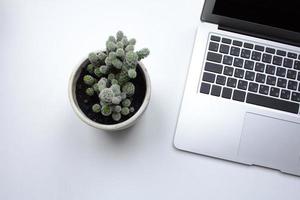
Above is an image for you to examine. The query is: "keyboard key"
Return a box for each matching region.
[277,50,286,56]
[283,58,293,68]
[280,89,290,100]
[246,93,299,114]
[251,51,262,61]
[255,45,264,51]
[224,66,234,76]
[205,62,223,74]
[276,67,286,77]
[230,46,240,56]
[207,52,222,63]
[277,78,287,88]
[256,73,266,83]
[255,62,265,72]
[294,60,300,70]
[266,65,276,75]
[233,40,243,47]
[262,53,272,63]
[266,75,276,85]
[273,56,283,66]
[249,82,259,92]
[259,85,269,95]
[244,42,254,49]
[287,69,297,79]
[266,47,275,54]
[223,55,233,65]
[234,68,244,78]
[233,90,246,102]
[270,87,280,97]
[244,60,255,70]
[200,82,211,94]
[241,49,251,59]
[288,80,298,90]
[219,44,230,54]
[209,42,219,52]
[202,72,215,83]
[237,80,248,90]
[298,72,300,81]
[233,58,244,68]
[211,85,222,97]
[222,87,232,99]
[222,38,232,44]
[245,71,255,81]
[291,92,300,102]
[211,35,221,42]
[216,75,226,85]
[227,77,237,88]
[288,52,297,59]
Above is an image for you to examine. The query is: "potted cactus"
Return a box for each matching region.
[69,31,150,131]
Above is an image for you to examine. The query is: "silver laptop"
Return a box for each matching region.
[174,0,300,176]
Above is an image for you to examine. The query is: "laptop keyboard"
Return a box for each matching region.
[199,34,300,114]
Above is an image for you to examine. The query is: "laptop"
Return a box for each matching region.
[174,0,300,176]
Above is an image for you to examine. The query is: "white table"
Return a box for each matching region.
[1,0,300,199]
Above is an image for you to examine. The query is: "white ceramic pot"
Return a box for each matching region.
[68,59,151,131]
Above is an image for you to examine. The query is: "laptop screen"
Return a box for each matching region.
[212,0,300,33]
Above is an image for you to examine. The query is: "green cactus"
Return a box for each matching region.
[106,41,117,52]
[128,38,136,45]
[108,36,116,43]
[111,79,118,85]
[128,69,137,78]
[94,67,102,77]
[93,83,100,94]
[82,31,149,121]
[85,87,95,96]
[125,45,134,52]
[122,82,135,96]
[121,36,129,46]
[99,65,109,74]
[116,70,130,86]
[83,75,95,86]
[111,58,123,69]
[112,112,121,121]
[116,41,124,49]
[88,52,102,67]
[121,107,130,115]
[99,88,114,103]
[116,48,125,58]
[112,96,122,104]
[87,64,95,74]
[114,105,122,113]
[97,51,107,61]
[92,104,101,113]
[101,104,112,116]
[122,99,131,107]
[129,107,135,113]
[137,48,150,60]
[116,31,124,41]
[125,51,138,66]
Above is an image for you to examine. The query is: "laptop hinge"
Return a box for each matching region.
[218,24,300,47]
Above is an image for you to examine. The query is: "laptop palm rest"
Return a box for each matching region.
[238,112,300,175]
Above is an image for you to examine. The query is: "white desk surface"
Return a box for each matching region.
[1,0,300,199]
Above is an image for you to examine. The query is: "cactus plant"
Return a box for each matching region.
[81,31,150,122]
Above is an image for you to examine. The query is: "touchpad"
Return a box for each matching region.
[238,113,300,174]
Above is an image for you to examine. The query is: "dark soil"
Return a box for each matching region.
[75,59,146,125]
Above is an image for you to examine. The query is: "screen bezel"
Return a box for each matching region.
[201,0,300,46]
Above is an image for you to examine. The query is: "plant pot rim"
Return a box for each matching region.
[68,58,151,131]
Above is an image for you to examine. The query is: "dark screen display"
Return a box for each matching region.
[213,0,300,33]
